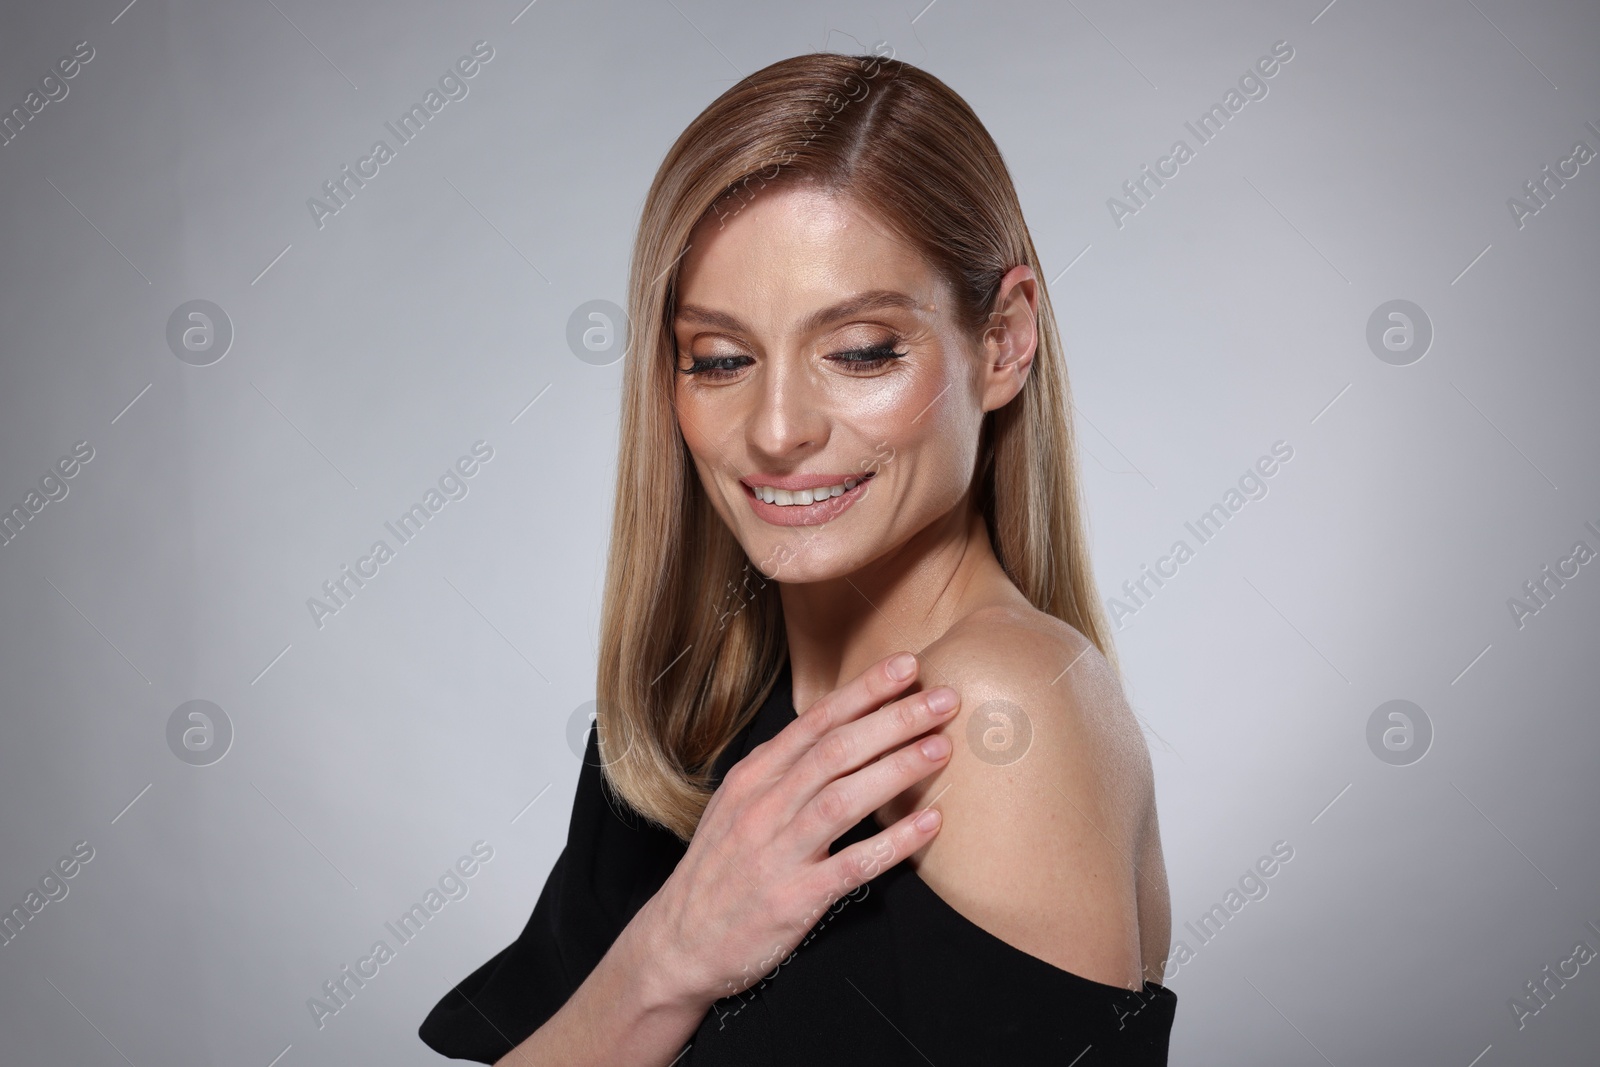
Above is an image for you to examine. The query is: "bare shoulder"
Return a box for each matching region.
[903,605,1161,989]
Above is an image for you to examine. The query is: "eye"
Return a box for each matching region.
[827,342,907,372]
[677,354,752,381]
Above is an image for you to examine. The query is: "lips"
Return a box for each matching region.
[741,470,876,527]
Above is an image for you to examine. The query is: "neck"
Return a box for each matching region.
[777,494,1025,713]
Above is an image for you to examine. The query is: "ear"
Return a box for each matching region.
[977,264,1039,413]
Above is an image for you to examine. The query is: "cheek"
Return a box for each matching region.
[673,384,724,460]
[673,388,741,511]
[843,356,971,462]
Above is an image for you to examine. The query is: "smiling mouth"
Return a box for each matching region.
[745,470,876,506]
[740,469,877,526]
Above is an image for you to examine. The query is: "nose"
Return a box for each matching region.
[746,355,828,460]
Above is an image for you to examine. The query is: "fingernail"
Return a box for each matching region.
[926,688,958,714]
[914,808,941,831]
[920,734,950,760]
[888,653,916,680]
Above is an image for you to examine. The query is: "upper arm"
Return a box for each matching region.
[1135,796,1172,985]
[906,616,1156,990]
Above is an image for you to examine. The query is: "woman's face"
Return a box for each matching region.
[671,182,1035,583]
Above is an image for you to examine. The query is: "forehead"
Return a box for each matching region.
[676,184,940,329]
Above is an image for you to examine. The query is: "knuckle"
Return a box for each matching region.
[728,792,776,839]
[892,698,921,733]
[720,760,752,794]
[813,783,851,825]
[856,837,898,880]
[798,699,832,738]
[823,850,863,893]
[814,730,851,772]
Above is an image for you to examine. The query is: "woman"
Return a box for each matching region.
[420,47,1176,1064]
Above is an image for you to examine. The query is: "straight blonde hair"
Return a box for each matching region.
[595,47,1118,842]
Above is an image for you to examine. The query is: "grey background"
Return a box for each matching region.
[1,0,1596,1064]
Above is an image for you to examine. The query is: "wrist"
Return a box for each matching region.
[614,896,709,1019]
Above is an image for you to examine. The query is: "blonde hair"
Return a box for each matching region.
[595,48,1118,841]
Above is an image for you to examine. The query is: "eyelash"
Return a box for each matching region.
[677,342,907,381]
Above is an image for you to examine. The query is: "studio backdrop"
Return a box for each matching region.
[0,0,1596,1064]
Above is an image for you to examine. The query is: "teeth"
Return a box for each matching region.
[756,475,866,506]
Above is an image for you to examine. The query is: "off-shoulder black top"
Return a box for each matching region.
[419,659,1177,1064]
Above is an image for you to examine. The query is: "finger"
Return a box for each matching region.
[774,684,959,821]
[790,728,952,848]
[818,804,944,898]
[754,651,922,777]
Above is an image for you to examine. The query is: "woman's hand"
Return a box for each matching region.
[633,650,959,1011]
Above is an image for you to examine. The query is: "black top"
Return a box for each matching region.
[419,660,1177,1064]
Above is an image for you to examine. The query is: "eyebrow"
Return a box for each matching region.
[674,289,921,338]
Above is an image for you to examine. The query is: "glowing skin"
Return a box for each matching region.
[673,187,980,562]
[672,183,1040,707]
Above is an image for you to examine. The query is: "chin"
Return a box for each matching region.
[742,537,867,584]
